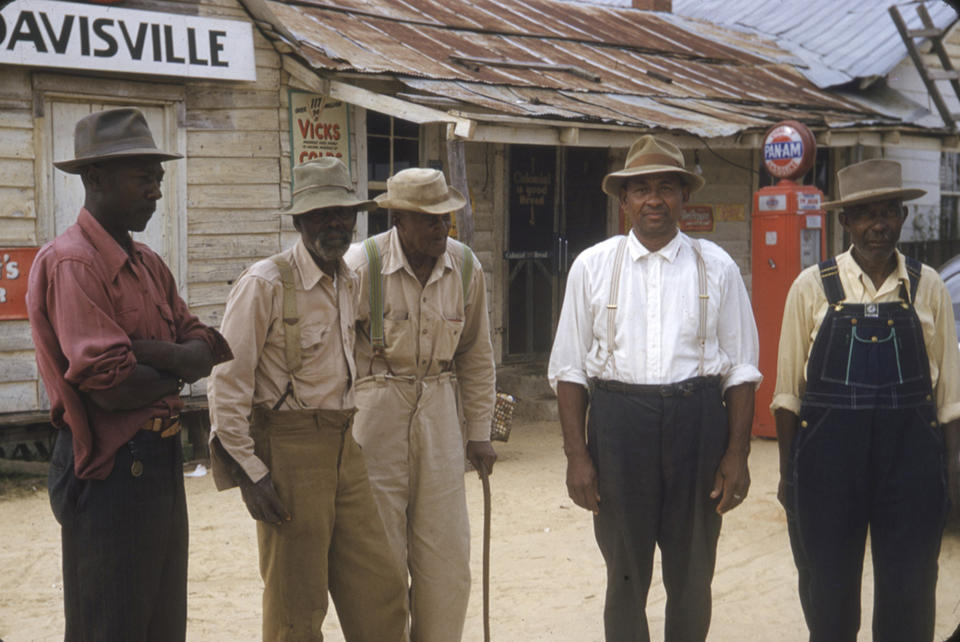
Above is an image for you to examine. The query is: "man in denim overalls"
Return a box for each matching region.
[773,159,960,641]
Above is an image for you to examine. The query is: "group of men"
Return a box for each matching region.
[29,108,495,642]
[27,106,960,642]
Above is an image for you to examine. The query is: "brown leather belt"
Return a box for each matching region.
[140,416,182,438]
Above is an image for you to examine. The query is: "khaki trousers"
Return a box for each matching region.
[352,374,471,642]
[252,408,408,641]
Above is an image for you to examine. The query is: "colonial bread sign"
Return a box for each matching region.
[0,0,256,81]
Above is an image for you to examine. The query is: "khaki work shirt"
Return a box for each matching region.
[208,239,358,487]
[344,228,496,442]
[772,248,960,424]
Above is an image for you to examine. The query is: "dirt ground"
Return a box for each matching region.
[1,421,959,641]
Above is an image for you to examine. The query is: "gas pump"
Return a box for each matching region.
[751,121,826,437]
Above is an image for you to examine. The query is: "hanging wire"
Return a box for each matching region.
[696,135,762,178]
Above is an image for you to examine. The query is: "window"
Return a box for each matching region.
[940,151,960,240]
[366,112,419,234]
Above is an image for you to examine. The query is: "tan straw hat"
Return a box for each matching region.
[54,108,182,174]
[821,159,925,209]
[375,167,466,214]
[281,158,376,215]
[602,135,705,197]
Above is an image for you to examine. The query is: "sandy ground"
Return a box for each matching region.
[1,421,959,641]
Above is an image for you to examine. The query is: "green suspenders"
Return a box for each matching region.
[363,235,474,356]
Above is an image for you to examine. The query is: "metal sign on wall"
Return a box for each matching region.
[288,90,351,169]
[0,248,38,321]
[0,0,256,81]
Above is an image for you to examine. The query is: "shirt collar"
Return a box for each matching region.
[292,238,345,289]
[840,246,909,299]
[77,208,134,279]
[627,228,683,263]
[382,226,453,279]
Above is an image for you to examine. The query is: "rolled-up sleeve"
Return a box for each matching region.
[48,259,136,391]
[455,259,497,442]
[208,273,275,489]
[717,261,762,392]
[548,256,594,392]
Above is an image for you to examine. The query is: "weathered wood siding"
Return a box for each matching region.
[0,0,286,412]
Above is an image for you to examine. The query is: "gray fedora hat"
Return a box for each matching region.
[281,158,376,215]
[54,108,182,174]
[602,135,705,197]
[375,167,466,214]
[822,159,926,209]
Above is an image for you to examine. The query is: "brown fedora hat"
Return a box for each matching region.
[54,108,182,174]
[280,158,376,215]
[375,168,466,214]
[602,135,705,197]
[822,159,925,209]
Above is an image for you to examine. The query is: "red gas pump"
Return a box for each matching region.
[751,121,826,437]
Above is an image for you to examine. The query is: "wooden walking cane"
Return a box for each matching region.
[480,466,491,642]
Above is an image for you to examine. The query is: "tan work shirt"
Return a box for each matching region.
[208,239,358,487]
[772,248,960,424]
[344,228,496,442]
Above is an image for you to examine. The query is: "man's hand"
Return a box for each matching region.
[710,450,750,514]
[566,449,600,515]
[239,473,290,524]
[466,440,497,477]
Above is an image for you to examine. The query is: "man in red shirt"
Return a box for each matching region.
[27,108,232,641]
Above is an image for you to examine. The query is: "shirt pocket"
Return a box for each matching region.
[383,312,415,366]
[300,323,331,359]
[115,307,142,337]
[433,317,464,367]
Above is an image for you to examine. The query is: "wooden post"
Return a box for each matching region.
[446,139,475,247]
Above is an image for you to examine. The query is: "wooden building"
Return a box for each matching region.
[1,0,956,437]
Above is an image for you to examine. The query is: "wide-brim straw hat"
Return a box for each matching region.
[281,158,376,215]
[602,135,705,197]
[54,108,182,174]
[821,159,925,209]
[375,167,466,214]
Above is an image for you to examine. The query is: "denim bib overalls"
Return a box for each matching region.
[787,256,948,642]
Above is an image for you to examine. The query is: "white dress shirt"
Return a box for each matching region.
[548,230,762,393]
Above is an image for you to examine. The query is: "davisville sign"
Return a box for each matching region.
[0,0,256,81]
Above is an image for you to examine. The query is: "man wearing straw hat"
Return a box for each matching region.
[344,167,497,641]
[207,158,407,640]
[773,158,960,641]
[27,107,233,640]
[548,135,761,641]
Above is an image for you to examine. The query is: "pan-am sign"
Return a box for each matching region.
[0,0,255,81]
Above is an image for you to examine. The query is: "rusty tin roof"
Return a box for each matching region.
[260,0,905,137]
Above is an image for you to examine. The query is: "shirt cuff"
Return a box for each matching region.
[938,401,960,425]
[548,369,589,393]
[770,393,802,416]
[721,364,762,394]
[465,419,493,442]
[183,327,234,366]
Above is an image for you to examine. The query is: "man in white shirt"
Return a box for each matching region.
[548,135,761,642]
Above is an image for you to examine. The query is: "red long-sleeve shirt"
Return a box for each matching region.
[27,209,232,479]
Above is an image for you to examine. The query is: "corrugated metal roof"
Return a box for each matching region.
[260,0,908,137]
[670,0,958,88]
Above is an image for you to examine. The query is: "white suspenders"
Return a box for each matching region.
[603,235,709,377]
